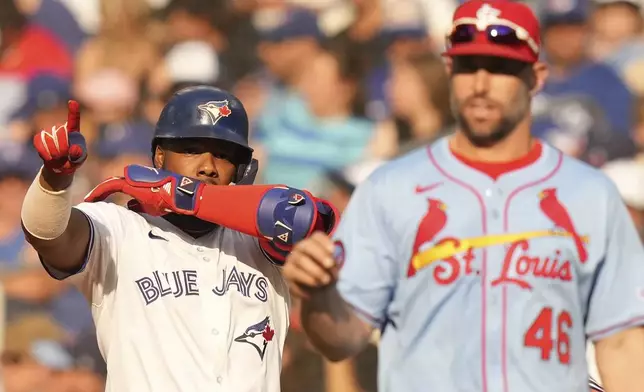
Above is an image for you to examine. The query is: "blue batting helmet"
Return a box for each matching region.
[154,86,253,154]
[153,86,258,184]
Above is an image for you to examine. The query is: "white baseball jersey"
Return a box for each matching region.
[47,201,290,392]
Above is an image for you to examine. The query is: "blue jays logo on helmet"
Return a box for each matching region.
[234,316,275,360]
[197,100,232,126]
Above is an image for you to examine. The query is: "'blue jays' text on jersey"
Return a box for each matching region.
[333,136,644,392]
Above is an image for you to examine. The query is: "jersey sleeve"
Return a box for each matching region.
[585,187,644,341]
[41,202,124,306]
[334,173,397,327]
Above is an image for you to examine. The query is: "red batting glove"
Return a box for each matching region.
[33,100,87,175]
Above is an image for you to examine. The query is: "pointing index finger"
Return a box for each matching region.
[67,100,81,133]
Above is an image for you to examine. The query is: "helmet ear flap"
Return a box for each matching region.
[235,158,259,185]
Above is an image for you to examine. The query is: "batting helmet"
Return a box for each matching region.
[153,86,258,184]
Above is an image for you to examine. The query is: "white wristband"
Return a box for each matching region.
[21,168,73,240]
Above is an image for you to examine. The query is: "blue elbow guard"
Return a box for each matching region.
[256,186,339,263]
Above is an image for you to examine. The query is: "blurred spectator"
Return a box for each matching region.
[255,7,323,91]
[214,0,262,84]
[589,0,644,61]
[254,34,374,189]
[78,69,143,127]
[4,316,66,368]
[16,0,87,55]
[65,328,106,379]
[381,0,431,59]
[602,158,644,238]
[0,142,93,344]
[0,0,73,79]
[92,121,155,204]
[243,7,323,125]
[74,0,158,120]
[7,73,72,144]
[0,77,26,141]
[537,0,634,136]
[163,41,219,86]
[145,40,221,123]
[3,316,105,392]
[601,2,644,95]
[363,0,431,121]
[162,0,232,62]
[2,347,53,392]
[0,143,40,271]
[532,94,637,167]
[371,51,454,159]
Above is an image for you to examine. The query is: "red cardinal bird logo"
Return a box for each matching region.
[538,188,588,263]
[408,199,448,277]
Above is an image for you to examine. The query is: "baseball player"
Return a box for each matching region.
[282,1,644,392]
[20,86,338,392]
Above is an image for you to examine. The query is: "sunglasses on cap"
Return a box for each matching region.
[446,19,539,55]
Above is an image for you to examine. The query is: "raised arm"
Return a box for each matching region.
[21,100,91,275]
[84,165,339,266]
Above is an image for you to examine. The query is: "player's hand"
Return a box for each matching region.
[84,165,205,216]
[33,100,87,175]
[282,232,339,300]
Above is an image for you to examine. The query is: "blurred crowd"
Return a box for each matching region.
[2,0,644,390]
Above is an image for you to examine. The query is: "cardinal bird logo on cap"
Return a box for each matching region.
[476,3,501,28]
[197,100,232,125]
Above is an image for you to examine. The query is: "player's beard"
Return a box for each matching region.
[450,85,530,147]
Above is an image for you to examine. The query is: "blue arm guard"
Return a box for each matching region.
[256,187,338,266]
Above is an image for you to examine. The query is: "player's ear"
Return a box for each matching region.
[154,145,165,169]
[530,62,548,96]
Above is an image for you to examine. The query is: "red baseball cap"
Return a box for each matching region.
[443,0,541,63]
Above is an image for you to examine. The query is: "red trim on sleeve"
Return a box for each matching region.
[587,315,644,340]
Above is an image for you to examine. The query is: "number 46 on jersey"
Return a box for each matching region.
[524,307,573,364]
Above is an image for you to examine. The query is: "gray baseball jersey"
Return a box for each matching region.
[333,136,644,391]
[43,202,290,392]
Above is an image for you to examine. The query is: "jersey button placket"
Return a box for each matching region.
[208,251,231,381]
[484,186,505,388]
[196,245,212,262]
[485,188,502,222]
